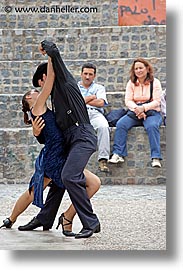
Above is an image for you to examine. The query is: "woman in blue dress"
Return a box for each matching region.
[1,57,100,234]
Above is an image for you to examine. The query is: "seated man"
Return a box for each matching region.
[78,63,110,172]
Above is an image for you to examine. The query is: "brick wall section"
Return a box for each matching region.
[0,0,166,184]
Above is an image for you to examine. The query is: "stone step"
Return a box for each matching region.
[0,57,166,95]
[0,126,166,185]
[0,91,166,128]
[87,126,166,185]
[1,93,125,128]
[0,26,165,62]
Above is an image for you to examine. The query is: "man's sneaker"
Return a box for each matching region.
[98,159,109,172]
[151,158,161,168]
[108,154,124,164]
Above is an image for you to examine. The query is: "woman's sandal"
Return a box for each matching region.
[0,218,14,229]
[56,213,75,237]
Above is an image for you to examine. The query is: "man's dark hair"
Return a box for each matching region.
[81,63,96,74]
[32,62,48,87]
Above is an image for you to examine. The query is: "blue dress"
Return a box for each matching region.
[29,108,66,208]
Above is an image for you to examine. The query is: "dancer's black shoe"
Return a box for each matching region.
[75,223,101,239]
[18,217,49,231]
[56,213,75,237]
[0,218,14,229]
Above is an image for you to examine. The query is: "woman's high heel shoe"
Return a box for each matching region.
[56,213,75,237]
[0,218,14,229]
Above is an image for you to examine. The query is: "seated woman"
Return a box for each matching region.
[0,57,100,236]
[108,57,163,168]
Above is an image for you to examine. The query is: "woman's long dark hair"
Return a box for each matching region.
[129,58,154,85]
[22,89,39,125]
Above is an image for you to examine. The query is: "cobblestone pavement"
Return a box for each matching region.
[0,184,166,250]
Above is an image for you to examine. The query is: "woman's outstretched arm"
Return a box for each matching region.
[33,56,55,114]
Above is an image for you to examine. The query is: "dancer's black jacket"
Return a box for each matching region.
[41,40,90,131]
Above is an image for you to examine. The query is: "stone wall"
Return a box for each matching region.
[0,0,166,184]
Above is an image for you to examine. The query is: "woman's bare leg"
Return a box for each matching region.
[62,169,101,230]
[9,177,51,223]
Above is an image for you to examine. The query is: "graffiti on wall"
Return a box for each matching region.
[118,0,166,26]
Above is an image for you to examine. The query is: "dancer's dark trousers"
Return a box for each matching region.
[37,124,99,230]
[61,124,99,230]
[37,183,65,229]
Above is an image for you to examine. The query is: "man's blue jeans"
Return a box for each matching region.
[112,111,163,159]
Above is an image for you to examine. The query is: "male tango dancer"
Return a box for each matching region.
[21,40,100,239]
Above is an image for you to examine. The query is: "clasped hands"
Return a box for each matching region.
[38,43,47,55]
[134,105,146,120]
